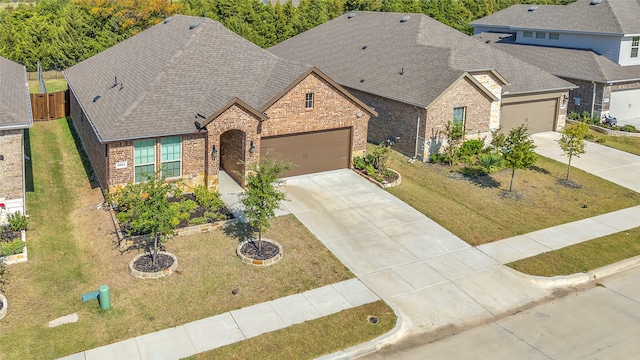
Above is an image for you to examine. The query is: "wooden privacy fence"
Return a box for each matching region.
[30,90,70,121]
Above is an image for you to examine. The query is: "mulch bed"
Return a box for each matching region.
[132,253,174,273]
[239,241,280,261]
[354,169,399,184]
[0,227,20,243]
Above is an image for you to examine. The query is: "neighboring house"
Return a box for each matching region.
[0,56,33,224]
[471,0,640,125]
[63,15,375,193]
[269,11,574,160]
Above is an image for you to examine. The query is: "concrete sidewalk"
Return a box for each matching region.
[60,279,379,360]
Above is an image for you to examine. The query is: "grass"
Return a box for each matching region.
[188,300,395,360]
[27,79,68,94]
[384,146,640,246]
[586,128,640,156]
[507,227,640,276]
[0,119,368,359]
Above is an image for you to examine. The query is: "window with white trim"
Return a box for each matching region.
[305,93,314,109]
[453,107,466,127]
[523,31,532,38]
[134,139,155,182]
[536,32,546,39]
[632,37,639,58]
[161,136,181,178]
[549,33,560,40]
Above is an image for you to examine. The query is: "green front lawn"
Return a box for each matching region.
[0,119,392,359]
[586,129,640,156]
[385,146,640,246]
[507,227,640,276]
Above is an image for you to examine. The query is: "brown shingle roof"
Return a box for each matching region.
[0,56,32,129]
[63,15,312,142]
[268,11,573,107]
[470,0,640,35]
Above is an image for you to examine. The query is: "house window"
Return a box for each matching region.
[453,107,466,127]
[305,93,314,109]
[134,139,155,182]
[549,33,560,40]
[632,37,639,58]
[161,136,181,178]
[523,31,532,38]
[536,32,546,39]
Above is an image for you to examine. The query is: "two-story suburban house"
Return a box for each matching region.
[63,15,375,194]
[0,56,33,224]
[270,11,574,160]
[471,0,640,126]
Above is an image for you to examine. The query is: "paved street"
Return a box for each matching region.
[361,264,640,360]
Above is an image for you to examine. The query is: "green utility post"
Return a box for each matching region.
[98,285,111,310]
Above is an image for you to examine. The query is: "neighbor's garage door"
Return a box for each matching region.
[609,88,640,122]
[501,98,557,134]
[260,128,351,177]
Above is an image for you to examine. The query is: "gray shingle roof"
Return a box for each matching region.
[470,0,640,35]
[0,56,32,129]
[63,15,312,142]
[475,32,640,83]
[268,11,573,108]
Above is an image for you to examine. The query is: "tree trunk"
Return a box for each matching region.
[509,169,515,192]
[258,230,262,253]
[567,155,572,180]
[153,233,158,266]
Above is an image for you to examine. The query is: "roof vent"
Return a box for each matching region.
[590,0,601,5]
[189,21,200,30]
[362,45,367,50]
[347,12,356,19]
[163,16,173,24]
[528,6,538,12]
[360,79,365,83]
[400,15,411,23]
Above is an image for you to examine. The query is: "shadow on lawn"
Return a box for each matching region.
[222,221,253,243]
[65,117,100,189]
[24,128,34,192]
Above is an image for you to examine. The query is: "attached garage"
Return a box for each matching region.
[609,88,640,123]
[501,94,559,134]
[260,128,352,177]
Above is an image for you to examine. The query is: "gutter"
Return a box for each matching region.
[504,86,578,96]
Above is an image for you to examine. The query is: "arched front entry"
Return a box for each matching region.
[219,129,246,186]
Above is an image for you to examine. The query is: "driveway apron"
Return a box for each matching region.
[281,170,555,336]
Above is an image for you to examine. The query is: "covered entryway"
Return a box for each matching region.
[260,128,351,177]
[220,129,245,185]
[610,88,640,125]
[501,96,558,134]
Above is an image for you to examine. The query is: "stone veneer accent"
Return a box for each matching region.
[0,129,26,223]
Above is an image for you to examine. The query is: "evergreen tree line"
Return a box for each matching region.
[0,0,574,71]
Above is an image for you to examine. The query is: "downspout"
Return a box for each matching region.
[204,130,209,189]
[21,132,27,216]
[591,81,597,118]
[413,106,421,159]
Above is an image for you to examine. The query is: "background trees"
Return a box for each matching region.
[0,0,575,71]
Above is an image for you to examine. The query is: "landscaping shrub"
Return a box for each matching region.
[171,199,198,223]
[0,238,24,257]
[583,133,595,141]
[7,212,27,232]
[477,153,503,174]
[429,153,447,164]
[621,125,638,133]
[596,138,606,143]
[458,166,487,177]
[355,144,393,182]
[353,156,366,170]
[457,139,484,163]
[193,185,224,211]
[187,217,208,225]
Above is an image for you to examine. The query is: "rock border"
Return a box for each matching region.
[236,239,283,266]
[1,230,27,265]
[129,251,178,279]
[354,168,402,189]
[0,293,7,321]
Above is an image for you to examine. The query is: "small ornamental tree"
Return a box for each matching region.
[443,120,465,165]
[501,125,537,192]
[241,158,292,254]
[557,122,589,181]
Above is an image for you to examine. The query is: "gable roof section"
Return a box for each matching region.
[64,15,314,142]
[269,11,573,107]
[0,56,32,129]
[476,32,640,83]
[470,0,640,35]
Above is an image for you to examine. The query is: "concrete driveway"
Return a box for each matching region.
[280,170,557,341]
[532,132,640,193]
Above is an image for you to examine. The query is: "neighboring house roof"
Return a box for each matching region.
[64,15,321,142]
[0,56,32,129]
[268,11,574,108]
[476,32,640,83]
[470,0,640,35]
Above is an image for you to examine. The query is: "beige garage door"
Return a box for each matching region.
[260,128,351,177]
[609,88,640,122]
[501,99,557,134]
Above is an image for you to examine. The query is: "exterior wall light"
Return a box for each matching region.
[249,140,256,155]
[212,144,218,159]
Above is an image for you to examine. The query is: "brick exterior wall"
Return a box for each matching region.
[97,71,370,192]
[69,89,108,188]
[0,129,26,223]
[565,78,640,120]
[425,77,494,158]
